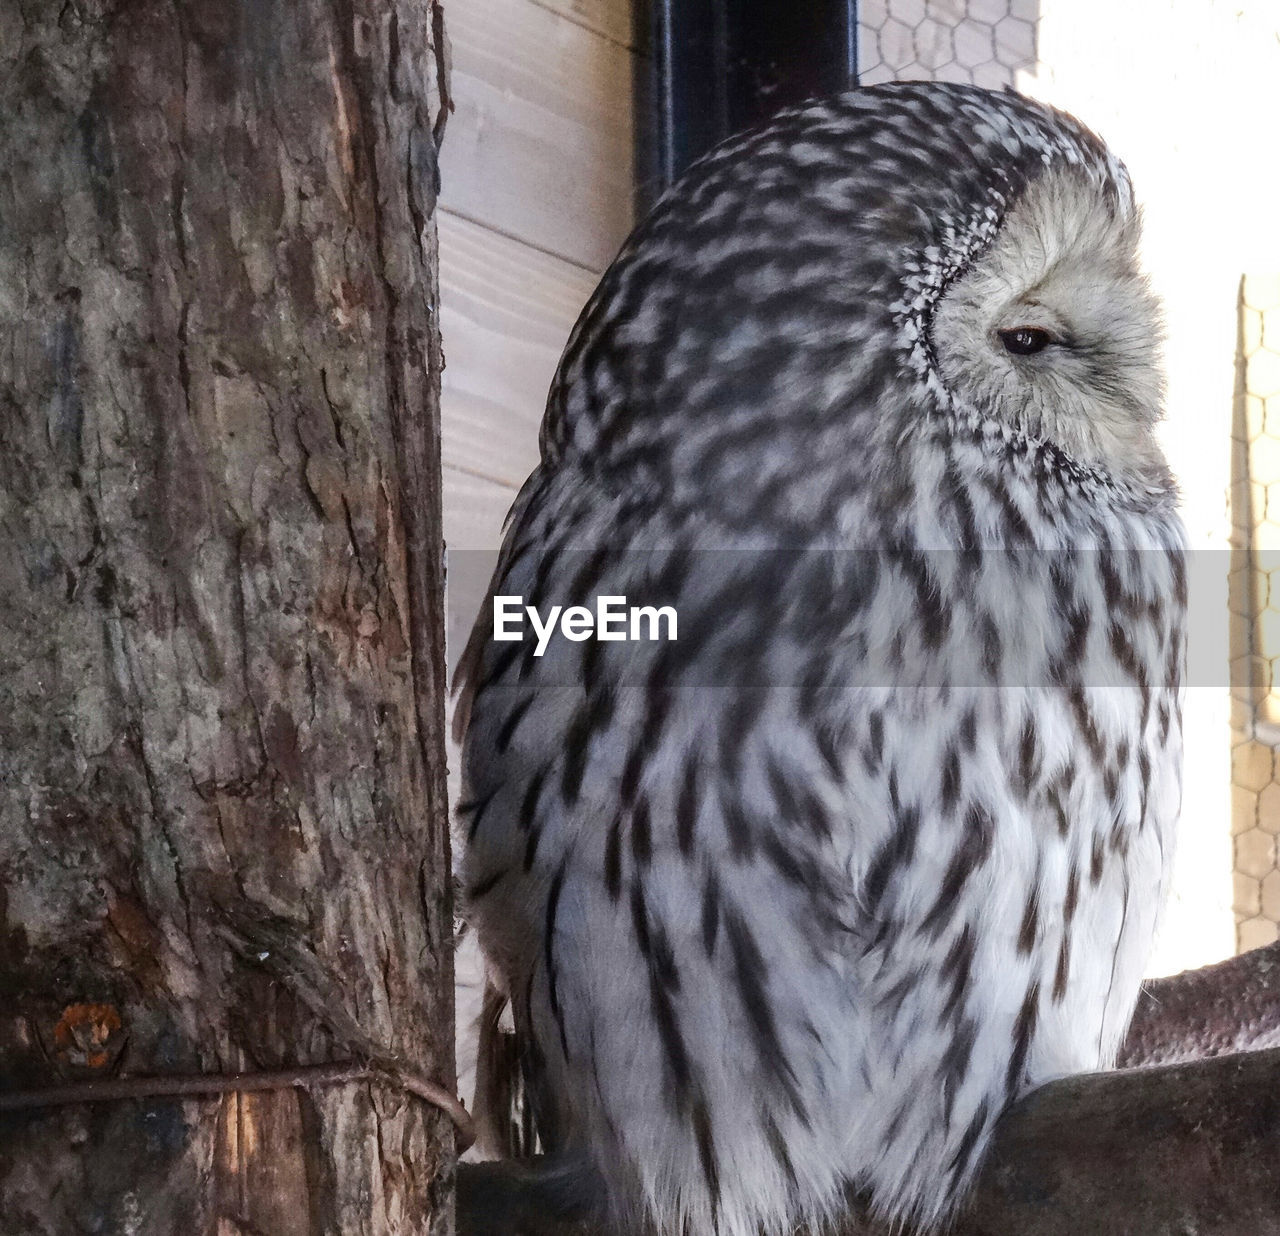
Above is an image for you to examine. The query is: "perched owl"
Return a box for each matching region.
[456,82,1186,1235]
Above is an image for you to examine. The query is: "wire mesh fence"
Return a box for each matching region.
[1230,275,1280,951]
[858,0,1038,89]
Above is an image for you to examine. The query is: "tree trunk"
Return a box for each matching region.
[0,2,454,1232]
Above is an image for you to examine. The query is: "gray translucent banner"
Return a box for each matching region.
[444,548,1254,692]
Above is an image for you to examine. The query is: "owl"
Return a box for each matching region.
[455,82,1186,1235]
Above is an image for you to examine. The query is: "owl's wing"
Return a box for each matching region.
[456,536,889,1222]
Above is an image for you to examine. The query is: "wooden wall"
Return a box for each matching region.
[439,0,641,1111]
[439,0,641,670]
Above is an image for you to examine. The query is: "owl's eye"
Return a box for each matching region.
[997,327,1054,356]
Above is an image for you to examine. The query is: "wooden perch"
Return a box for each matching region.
[457,942,1280,1235]
[1120,938,1280,1067]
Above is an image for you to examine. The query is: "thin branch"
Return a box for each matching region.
[0,1060,475,1150]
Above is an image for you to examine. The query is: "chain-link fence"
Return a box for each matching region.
[1230,275,1280,951]
[858,0,1038,89]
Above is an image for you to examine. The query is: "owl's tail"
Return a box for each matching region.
[469,981,607,1230]
[473,979,590,1161]
[472,981,539,1159]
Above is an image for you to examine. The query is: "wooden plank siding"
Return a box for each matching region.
[439,0,637,271]
[439,211,599,491]
[439,0,639,598]
[527,0,640,49]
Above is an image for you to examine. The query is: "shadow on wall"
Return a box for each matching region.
[859,0,1039,90]
[1229,273,1280,953]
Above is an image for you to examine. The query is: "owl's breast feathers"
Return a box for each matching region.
[461,430,1185,1231]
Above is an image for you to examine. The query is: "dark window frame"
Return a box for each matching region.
[637,0,860,207]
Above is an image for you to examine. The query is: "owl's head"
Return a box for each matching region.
[929,163,1167,486]
[545,83,1171,501]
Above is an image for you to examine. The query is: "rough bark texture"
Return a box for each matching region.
[1121,938,1280,1067]
[954,1045,1280,1235]
[0,1,454,1232]
[458,945,1280,1235]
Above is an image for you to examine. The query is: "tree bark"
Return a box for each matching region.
[1121,938,1280,1067]
[457,943,1280,1235]
[0,1,454,1232]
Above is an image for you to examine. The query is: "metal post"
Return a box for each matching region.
[640,0,860,204]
